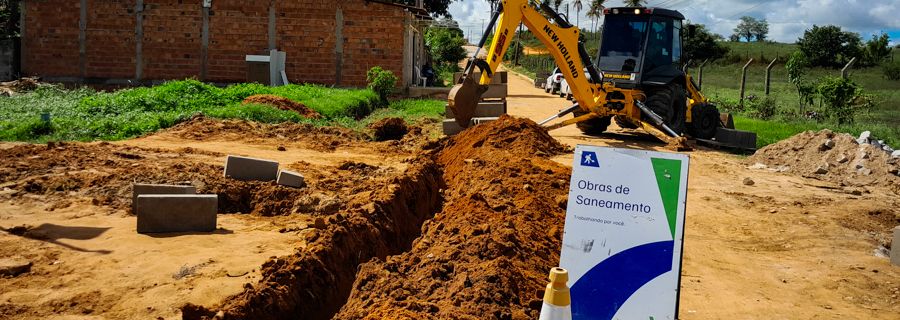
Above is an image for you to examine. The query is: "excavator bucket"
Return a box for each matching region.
[448,75,488,128]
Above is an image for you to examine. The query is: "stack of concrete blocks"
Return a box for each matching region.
[132,155,307,234]
[224,155,306,188]
[133,184,218,234]
[443,71,509,136]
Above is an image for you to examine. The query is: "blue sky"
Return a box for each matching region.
[449,0,900,45]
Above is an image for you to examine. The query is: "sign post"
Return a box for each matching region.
[560,145,690,320]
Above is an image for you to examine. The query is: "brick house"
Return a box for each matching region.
[20,0,431,87]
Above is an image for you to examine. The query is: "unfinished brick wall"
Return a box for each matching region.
[85,0,136,79]
[22,0,81,77]
[141,0,203,80]
[341,2,405,86]
[277,0,337,85]
[207,0,269,82]
[22,0,411,87]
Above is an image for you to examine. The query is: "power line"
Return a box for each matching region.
[727,0,774,19]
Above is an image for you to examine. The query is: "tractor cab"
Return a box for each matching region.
[596,7,685,88]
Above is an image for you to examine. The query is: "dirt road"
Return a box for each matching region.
[502,70,900,319]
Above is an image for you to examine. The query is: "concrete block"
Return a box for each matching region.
[454,71,508,84]
[132,184,196,214]
[445,101,506,119]
[481,84,508,100]
[471,117,500,126]
[224,155,279,181]
[892,226,900,267]
[277,170,306,188]
[136,195,218,234]
[443,119,465,136]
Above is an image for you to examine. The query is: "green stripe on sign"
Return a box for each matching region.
[651,158,682,239]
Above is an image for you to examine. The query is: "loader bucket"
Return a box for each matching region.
[448,75,488,127]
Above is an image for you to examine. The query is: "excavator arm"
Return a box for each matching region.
[449,0,610,127]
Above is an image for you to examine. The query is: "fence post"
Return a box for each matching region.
[764,58,777,96]
[841,57,857,79]
[698,59,709,91]
[740,59,754,107]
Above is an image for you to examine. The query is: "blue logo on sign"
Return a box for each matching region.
[581,151,600,167]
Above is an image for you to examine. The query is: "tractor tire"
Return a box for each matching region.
[686,103,721,139]
[574,110,612,136]
[643,83,687,135]
[613,115,638,129]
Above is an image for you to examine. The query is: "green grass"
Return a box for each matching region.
[0,80,381,142]
[358,99,445,129]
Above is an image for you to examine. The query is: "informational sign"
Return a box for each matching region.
[560,145,690,320]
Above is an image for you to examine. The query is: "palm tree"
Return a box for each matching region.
[573,0,583,28]
[624,0,646,7]
[485,0,500,12]
[586,0,606,36]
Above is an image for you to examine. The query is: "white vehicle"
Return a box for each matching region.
[544,67,563,94]
[559,68,594,100]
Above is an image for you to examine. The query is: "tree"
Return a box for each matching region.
[785,51,814,113]
[485,0,500,12]
[573,0,582,27]
[683,24,730,62]
[861,32,891,67]
[0,0,20,39]
[422,0,456,17]
[624,0,646,7]
[732,16,757,42]
[753,19,769,42]
[797,25,862,68]
[586,0,606,35]
[425,27,467,71]
[728,34,741,42]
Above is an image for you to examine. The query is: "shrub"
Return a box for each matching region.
[883,61,900,81]
[366,66,398,102]
[816,76,863,125]
[746,96,778,120]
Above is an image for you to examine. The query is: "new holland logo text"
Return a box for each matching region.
[491,29,509,63]
[542,25,579,79]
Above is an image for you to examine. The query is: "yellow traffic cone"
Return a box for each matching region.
[538,267,572,320]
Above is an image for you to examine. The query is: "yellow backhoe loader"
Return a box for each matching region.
[449,0,756,151]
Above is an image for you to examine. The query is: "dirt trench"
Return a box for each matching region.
[182,158,445,320]
[183,115,573,320]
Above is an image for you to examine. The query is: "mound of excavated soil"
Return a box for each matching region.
[748,129,900,194]
[368,117,409,141]
[180,115,571,320]
[334,115,572,319]
[243,94,322,119]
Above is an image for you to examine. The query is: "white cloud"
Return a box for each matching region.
[448,0,900,43]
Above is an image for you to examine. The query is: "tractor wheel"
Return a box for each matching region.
[687,103,721,139]
[613,115,638,129]
[574,110,612,136]
[643,83,687,135]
